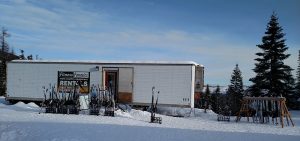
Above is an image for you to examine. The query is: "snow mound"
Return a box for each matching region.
[14,102,27,107]
[7,102,40,112]
[0,96,10,105]
[0,97,40,113]
[115,109,133,118]
[13,102,39,109]
[130,109,152,121]
[157,107,217,120]
[157,106,187,116]
[27,102,39,108]
[116,109,152,122]
[192,108,218,120]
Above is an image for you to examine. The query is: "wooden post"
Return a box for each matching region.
[279,100,284,128]
[282,98,295,127]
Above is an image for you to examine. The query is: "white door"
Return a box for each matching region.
[118,67,133,103]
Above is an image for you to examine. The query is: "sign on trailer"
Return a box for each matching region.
[57,71,90,94]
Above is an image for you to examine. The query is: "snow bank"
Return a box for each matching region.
[27,102,39,108]
[157,106,191,117]
[0,96,300,141]
[1,122,299,141]
[10,102,40,112]
[115,109,133,118]
[0,98,40,113]
[116,109,153,123]
[157,106,217,120]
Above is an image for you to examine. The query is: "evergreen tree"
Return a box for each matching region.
[228,64,244,94]
[0,28,10,96]
[19,49,25,60]
[0,58,6,96]
[284,69,296,108]
[27,54,33,60]
[227,64,244,115]
[1,28,10,53]
[211,85,221,113]
[296,50,300,98]
[290,50,300,109]
[203,84,211,113]
[249,13,294,98]
[215,85,221,94]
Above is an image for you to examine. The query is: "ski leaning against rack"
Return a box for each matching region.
[150,86,162,124]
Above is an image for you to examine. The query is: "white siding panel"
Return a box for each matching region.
[7,63,101,99]
[133,65,192,106]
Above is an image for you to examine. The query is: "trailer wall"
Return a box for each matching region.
[7,63,101,101]
[7,62,198,107]
[132,65,193,107]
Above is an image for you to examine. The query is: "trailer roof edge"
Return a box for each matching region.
[9,60,203,66]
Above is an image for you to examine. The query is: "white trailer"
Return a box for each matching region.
[6,60,204,108]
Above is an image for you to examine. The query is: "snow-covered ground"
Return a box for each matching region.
[0,97,300,141]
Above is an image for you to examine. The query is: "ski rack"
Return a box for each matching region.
[236,96,294,128]
[89,91,100,115]
[40,83,116,117]
[89,85,115,116]
[103,86,115,117]
[150,87,162,124]
[40,84,80,115]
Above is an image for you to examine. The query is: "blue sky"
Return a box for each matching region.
[0,0,299,86]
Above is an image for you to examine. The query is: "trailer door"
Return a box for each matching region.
[118,67,133,103]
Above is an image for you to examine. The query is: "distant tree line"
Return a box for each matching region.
[198,13,300,114]
[0,27,40,96]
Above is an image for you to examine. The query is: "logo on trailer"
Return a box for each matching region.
[57,71,90,94]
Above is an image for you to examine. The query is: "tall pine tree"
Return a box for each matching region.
[291,50,300,109]
[211,85,221,113]
[1,28,9,53]
[203,84,211,113]
[0,28,19,96]
[249,13,294,98]
[0,28,10,96]
[227,64,244,115]
[296,50,300,98]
